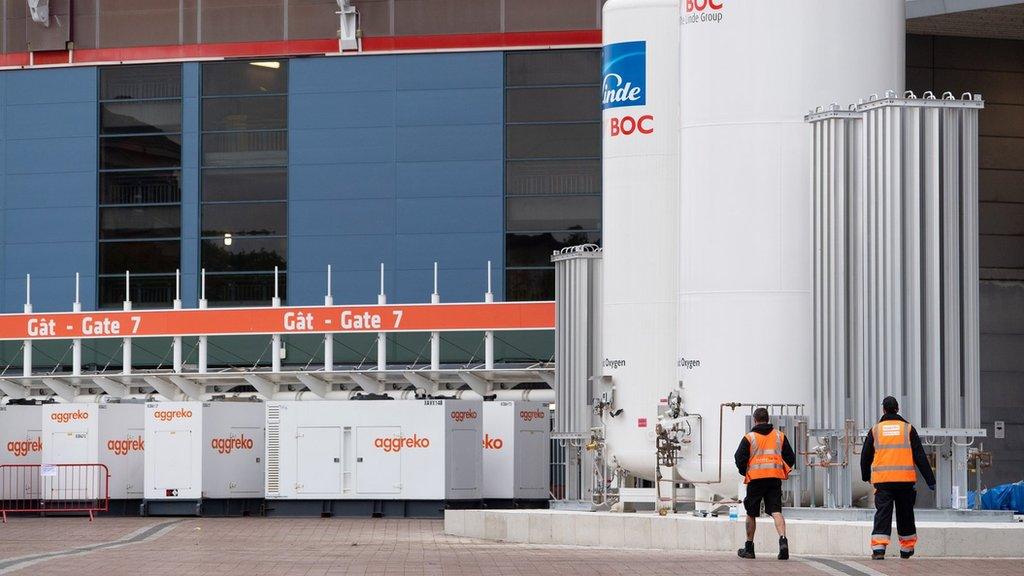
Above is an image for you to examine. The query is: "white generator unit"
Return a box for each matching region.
[41,402,144,501]
[0,404,43,470]
[481,401,550,502]
[265,400,482,515]
[143,401,264,515]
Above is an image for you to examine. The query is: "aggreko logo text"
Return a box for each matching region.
[153,409,193,422]
[482,434,504,450]
[374,435,430,452]
[107,436,144,455]
[450,409,478,422]
[519,409,546,422]
[211,435,254,454]
[6,437,42,457]
[50,410,89,424]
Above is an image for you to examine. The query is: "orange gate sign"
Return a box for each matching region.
[0,302,555,341]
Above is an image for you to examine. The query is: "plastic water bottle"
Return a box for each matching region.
[729,506,739,521]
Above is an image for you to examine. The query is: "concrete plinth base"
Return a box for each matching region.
[444,509,1024,558]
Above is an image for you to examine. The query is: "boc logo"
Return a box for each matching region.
[602,41,646,110]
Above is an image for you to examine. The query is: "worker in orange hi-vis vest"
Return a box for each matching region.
[860,396,936,560]
[734,407,796,560]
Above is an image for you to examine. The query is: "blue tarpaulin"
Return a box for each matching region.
[967,481,1024,513]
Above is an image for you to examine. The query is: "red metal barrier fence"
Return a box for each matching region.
[0,464,110,522]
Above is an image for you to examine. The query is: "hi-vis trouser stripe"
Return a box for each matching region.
[870,534,890,552]
[899,534,918,551]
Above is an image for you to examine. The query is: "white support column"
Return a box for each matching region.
[324,265,334,373]
[199,268,208,374]
[377,263,387,372]
[173,269,183,373]
[484,260,494,371]
[72,273,82,376]
[430,262,440,372]
[23,274,32,378]
[122,271,132,375]
[272,266,282,373]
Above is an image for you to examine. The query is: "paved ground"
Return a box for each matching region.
[0,517,1019,576]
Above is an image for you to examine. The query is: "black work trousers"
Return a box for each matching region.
[871,487,918,552]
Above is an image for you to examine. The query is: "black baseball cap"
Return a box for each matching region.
[882,396,899,413]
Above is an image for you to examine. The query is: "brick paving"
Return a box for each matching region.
[0,517,1019,576]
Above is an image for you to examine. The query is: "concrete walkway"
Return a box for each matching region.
[444,509,1024,558]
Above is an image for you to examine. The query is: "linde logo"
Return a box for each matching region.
[482,434,504,450]
[106,436,144,455]
[519,409,546,422]
[602,41,646,110]
[211,435,253,455]
[450,409,478,422]
[374,435,430,453]
[6,437,42,457]
[153,408,193,422]
[50,410,89,424]
[684,0,724,23]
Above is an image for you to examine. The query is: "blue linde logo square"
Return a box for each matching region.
[602,41,647,110]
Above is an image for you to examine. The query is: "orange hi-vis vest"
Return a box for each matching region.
[744,430,790,484]
[870,420,917,484]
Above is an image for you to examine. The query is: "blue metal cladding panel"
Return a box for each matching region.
[0,67,97,312]
[289,52,504,306]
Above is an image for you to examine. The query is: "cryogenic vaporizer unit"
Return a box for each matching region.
[143,401,264,515]
[264,399,482,515]
[481,401,550,502]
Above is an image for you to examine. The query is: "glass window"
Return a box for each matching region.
[505,269,556,301]
[99,275,177,309]
[100,101,182,134]
[100,64,182,100]
[505,86,601,123]
[201,131,287,167]
[506,196,601,232]
[100,171,181,205]
[201,237,287,273]
[506,124,601,159]
[202,202,287,237]
[202,167,286,202]
[202,60,287,96]
[99,240,181,275]
[507,231,601,267]
[100,134,183,170]
[100,206,181,240]
[204,273,285,307]
[506,159,601,196]
[505,50,602,87]
[202,96,287,131]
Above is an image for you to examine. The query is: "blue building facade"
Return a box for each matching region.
[0,53,512,314]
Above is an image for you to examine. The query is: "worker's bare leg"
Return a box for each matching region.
[772,512,787,538]
[746,514,756,541]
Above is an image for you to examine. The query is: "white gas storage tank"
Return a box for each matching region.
[144,401,265,515]
[482,401,550,502]
[265,400,482,516]
[41,402,145,502]
[601,0,681,477]
[675,0,904,498]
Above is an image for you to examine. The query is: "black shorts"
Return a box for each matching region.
[743,480,783,517]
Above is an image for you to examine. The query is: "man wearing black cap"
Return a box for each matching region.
[860,396,935,560]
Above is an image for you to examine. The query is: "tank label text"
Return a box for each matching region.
[107,436,144,455]
[50,409,89,424]
[602,41,646,110]
[683,0,725,24]
[6,437,42,457]
[603,358,626,369]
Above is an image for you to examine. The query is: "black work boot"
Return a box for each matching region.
[872,550,886,560]
[778,536,789,560]
[737,541,755,559]
[900,549,914,559]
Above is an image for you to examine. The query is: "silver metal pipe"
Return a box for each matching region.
[961,106,981,429]
[942,107,962,428]
[922,107,942,428]
[903,106,923,427]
